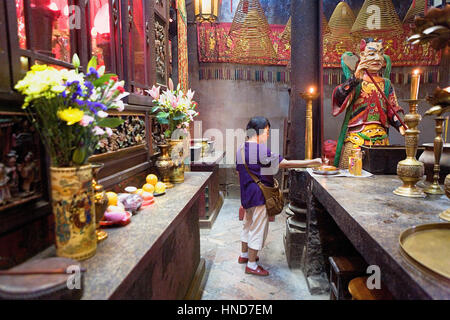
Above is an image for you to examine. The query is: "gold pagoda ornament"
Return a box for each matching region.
[323,13,331,36]
[328,1,356,41]
[403,0,426,24]
[229,0,277,64]
[351,0,403,38]
[280,17,291,42]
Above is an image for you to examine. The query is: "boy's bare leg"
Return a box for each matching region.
[242,242,248,253]
[249,248,258,263]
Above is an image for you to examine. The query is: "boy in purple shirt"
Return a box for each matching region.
[236,117,321,276]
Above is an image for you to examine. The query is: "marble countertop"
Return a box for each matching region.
[191,151,226,166]
[309,173,450,299]
[32,172,212,300]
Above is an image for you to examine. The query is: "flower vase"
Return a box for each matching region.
[51,165,97,261]
[168,139,185,184]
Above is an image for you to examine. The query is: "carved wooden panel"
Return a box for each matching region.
[154,0,168,21]
[90,114,147,158]
[155,16,167,86]
[0,113,44,212]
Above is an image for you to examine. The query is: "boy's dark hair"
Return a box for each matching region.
[246,117,271,138]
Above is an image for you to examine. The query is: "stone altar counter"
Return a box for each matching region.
[190,152,225,228]
[309,173,450,300]
[31,172,212,300]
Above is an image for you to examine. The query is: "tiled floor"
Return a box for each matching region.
[200,199,329,300]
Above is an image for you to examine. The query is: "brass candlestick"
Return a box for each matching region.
[300,89,320,161]
[91,163,108,242]
[394,99,426,198]
[424,116,445,195]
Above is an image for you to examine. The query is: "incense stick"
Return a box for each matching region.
[0,268,87,276]
[365,71,408,130]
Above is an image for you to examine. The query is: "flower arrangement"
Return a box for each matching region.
[15,54,128,167]
[148,79,199,139]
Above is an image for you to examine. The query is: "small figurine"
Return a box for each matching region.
[5,151,19,197]
[18,151,36,195]
[0,163,12,205]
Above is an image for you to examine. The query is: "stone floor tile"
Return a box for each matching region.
[200,199,328,300]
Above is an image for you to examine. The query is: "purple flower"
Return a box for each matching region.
[87,67,99,79]
[84,81,94,96]
[95,102,107,111]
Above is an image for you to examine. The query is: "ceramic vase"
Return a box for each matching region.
[50,165,97,261]
[168,139,185,184]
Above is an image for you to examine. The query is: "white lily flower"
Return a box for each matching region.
[97,111,108,118]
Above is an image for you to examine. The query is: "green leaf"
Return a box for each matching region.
[72,54,80,69]
[157,111,169,118]
[173,111,185,121]
[72,146,87,165]
[151,106,160,113]
[87,56,98,71]
[93,73,115,86]
[156,112,169,124]
[97,117,124,128]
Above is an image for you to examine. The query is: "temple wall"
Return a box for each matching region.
[189,63,290,155]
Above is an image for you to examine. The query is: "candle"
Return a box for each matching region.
[309,87,315,94]
[410,69,421,100]
[445,116,449,144]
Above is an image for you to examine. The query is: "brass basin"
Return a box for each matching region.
[399,223,450,280]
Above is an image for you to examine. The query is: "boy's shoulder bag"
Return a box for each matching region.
[241,148,284,217]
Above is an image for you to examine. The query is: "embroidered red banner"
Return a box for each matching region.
[197,23,441,68]
[177,0,189,92]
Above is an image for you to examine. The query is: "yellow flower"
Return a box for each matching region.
[31,64,48,72]
[57,108,84,125]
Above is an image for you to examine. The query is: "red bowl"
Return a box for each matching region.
[100,211,132,227]
[141,199,155,208]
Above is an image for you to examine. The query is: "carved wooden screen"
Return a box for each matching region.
[154,0,169,87]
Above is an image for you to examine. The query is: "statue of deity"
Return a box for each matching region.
[5,151,19,197]
[332,39,406,169]
[18,151,36,195]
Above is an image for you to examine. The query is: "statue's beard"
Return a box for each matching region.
[361,58,384,73]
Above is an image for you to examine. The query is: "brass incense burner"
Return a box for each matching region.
[423,115,445,195]
[155,144,174,189]
[425,87,450,221]
[394,99,426,198]
[91,163,108,242]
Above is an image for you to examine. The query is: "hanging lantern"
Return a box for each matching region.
[194,0,220,23]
